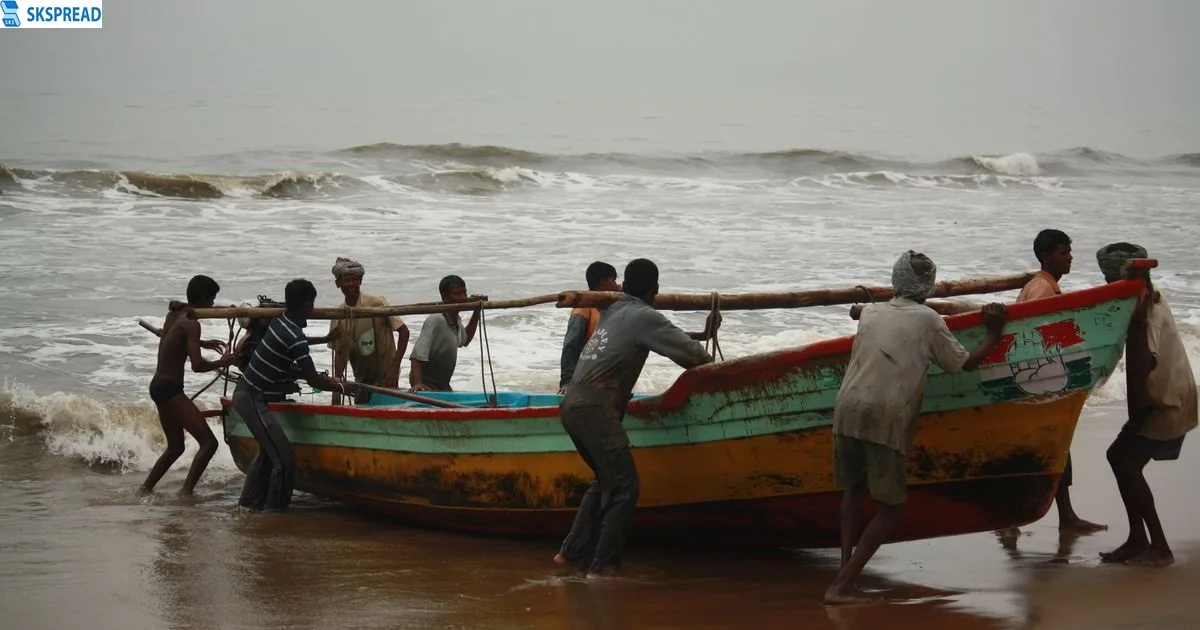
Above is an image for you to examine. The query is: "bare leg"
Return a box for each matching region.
[1119,465,1174,567]
[141,399,186,494]
[1055,486,1106,532]
[839,483,865,568]
[1101,438,1150,562]
[825,503,902,605]
[176,397,219,496]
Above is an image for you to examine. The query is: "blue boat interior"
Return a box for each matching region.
[365,391,654,409]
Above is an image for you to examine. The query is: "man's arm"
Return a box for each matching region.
[408,319,436,391]
[559,315,590,389]
[297,356,352,396]
[638,310,713,369]
[960,304,1008,371]
[409,359,429,391]
[184,320,233,373]
[463,297,487,346]
[685,310,722,341]
[387,323,410,388]
[285,335,351,395]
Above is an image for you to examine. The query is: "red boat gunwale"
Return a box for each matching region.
[220,278,1145,423]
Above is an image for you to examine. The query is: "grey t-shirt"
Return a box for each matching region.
[565,294,713,409]
[833,298,970,454]
[410,313,469,391]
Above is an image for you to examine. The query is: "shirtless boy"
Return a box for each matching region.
[140,275,236,496]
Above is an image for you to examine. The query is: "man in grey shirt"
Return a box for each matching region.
[409,275,486,392]
[552,258,720,578]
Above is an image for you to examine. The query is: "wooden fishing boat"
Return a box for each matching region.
[214,274,1147,548]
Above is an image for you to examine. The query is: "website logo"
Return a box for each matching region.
[1,1,19,28]
[2,0,103,29]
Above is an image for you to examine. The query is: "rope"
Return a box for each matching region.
[855,285,876,304]
[477,304,499,407]
[706,292,724,362]
[221,317,237,398]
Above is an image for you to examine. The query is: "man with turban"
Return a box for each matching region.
[1096,243,1196,568]
[826,251,1008,605]
[327,257,410,403]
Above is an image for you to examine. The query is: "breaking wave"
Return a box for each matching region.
[2,144,1196,200]
[0,381,235,473]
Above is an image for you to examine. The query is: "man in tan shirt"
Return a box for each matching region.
[327,258,410,404]
[1011,229,1107,533]
[1096,243,1196,568]
[826,251,1007,605]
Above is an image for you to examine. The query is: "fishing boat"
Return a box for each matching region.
[211,269,1149,548]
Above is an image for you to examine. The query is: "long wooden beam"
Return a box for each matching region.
[184,272,1035,320]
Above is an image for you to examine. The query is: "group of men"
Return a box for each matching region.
[138,262,489,510]
[138,233,1195,603]
[825,232,1196,604]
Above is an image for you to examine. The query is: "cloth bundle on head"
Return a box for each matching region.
[332,257,365,279]
[1096,242,1149,283]
[892,250,938,301]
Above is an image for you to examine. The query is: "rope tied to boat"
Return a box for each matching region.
[477,302,499,407]
[706,291,724,362]
[855,285,876,303]
[198,316,239,402]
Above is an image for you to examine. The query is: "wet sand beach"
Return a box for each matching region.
[2,403,1197,629]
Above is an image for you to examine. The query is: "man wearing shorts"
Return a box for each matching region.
[825,251,1007,605]
[1096,243,1197,568]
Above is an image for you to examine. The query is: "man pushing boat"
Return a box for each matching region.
[1096,243,1196,568]
[409,275,487,392]
[140,275,237,497]
[327,257,410,404]
[232,278,357,512]
[553,258,721,578]
[559,261,619,395]
[825,251,1007,605]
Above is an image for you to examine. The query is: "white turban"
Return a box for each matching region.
[892,250,937,301]
[332,257,364,279]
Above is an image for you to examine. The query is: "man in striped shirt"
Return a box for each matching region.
[232,278,355,512]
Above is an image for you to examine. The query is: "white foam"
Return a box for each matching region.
[1,380,237,473]
[974,152,1042,176]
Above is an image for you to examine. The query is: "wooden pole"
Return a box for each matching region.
[555,272,1036,311]
[183,272,1035,320]
[352,383,468,409]
[188,293,562,320]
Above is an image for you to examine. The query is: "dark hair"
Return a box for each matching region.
[585,261,618,290]
[623,258,659,297]
[284,278,318,310]
[186,275,220,305]
[439,274,465,296]
[1033,229,1071,263]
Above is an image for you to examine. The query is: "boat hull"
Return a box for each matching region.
[225,390,1083,547]
[221,280,1140,547]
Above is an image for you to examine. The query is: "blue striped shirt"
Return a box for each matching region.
[242,314,314,396]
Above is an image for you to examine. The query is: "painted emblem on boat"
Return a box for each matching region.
[978,319,1093,400]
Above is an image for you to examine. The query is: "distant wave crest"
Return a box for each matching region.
[1,144,1196,200]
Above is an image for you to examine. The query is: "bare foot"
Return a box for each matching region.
[1100,540,1148,563]
[996,526,1021,536]
[1124,548,1174,568]
[136,485,153,497]
[585,568,621,580]
[1060,517,1108,533]
[552,553,569,567]
[824,586,879,606]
